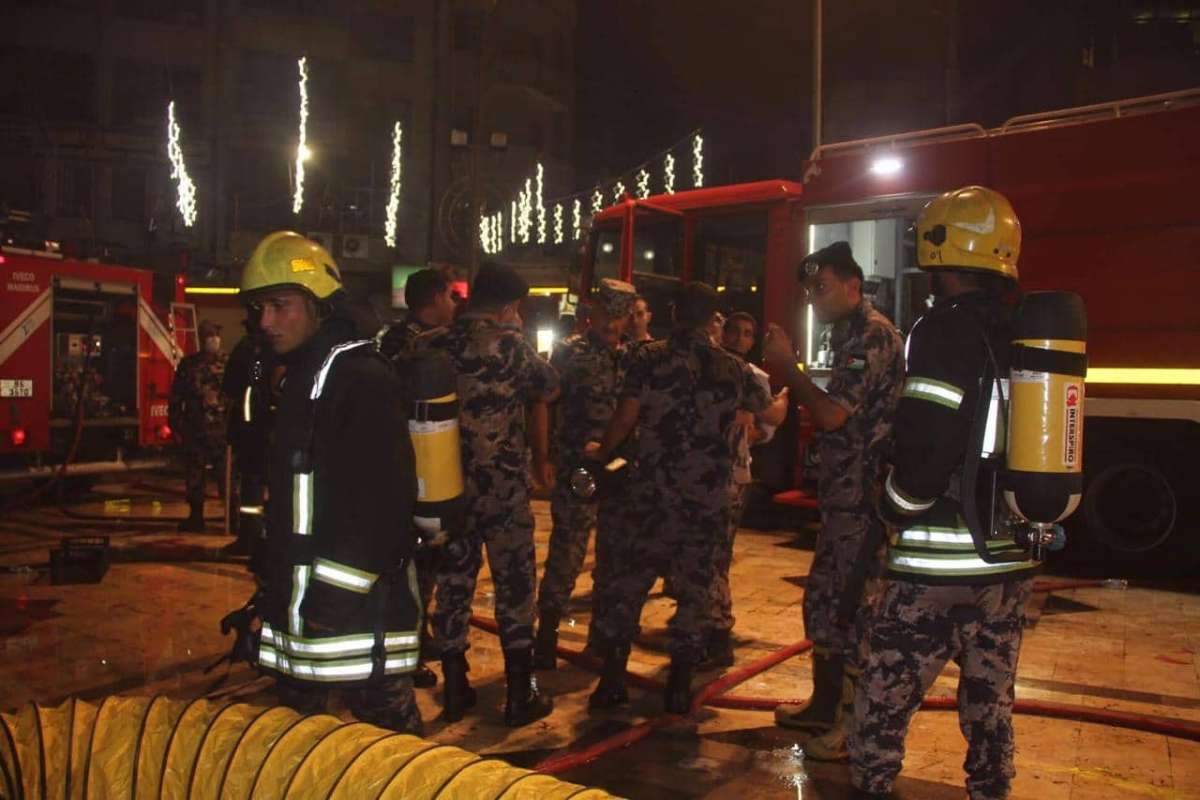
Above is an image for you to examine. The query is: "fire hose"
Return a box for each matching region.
[466,575,1200,778]
[0,695,615,800]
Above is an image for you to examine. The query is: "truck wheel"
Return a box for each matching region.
[1081,453,1195,575]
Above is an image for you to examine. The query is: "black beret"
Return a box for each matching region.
[472,262,529,305]
[800,241,864,283]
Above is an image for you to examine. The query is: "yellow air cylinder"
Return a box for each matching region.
[403,352,466,539]
[1004,291,1088,524]
[0,696,615,800]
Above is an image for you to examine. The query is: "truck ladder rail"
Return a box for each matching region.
[999,86,1200,133]
[807,86,1200,167]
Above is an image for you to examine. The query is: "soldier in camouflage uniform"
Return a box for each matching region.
[586,282,772,714]
[762,242,905,759]
[376,267,459,689]
[851,187,1040,800]
[169,319,229,532]
[533,278,636,670]
[419,263,561,727]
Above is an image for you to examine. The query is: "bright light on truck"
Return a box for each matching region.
[871,156,903,176]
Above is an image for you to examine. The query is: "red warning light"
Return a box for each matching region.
[157,424,173,441]
[10,428,27,447]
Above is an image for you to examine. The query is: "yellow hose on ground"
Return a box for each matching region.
[0,697,616,800]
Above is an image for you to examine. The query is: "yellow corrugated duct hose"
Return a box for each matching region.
[0,697,617,800]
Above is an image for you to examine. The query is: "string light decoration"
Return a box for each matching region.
[692,132,704,188]
[292,56,310,215]
[384,121,403,248]
[613,180,626,203]
[479,214,490,254]
[510,200,517,244]
[493,211,503,253]
[636,168,651,199]
[519,178,533,244]
[572,198,582,240]
[165,101,197,227]
[535,162,546,244]
[553,202,564,245]
[664,153,676,195]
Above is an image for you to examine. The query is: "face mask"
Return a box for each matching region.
[203,336,221,354]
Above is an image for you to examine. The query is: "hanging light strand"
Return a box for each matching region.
[384,121,403,248]
[292,56,310,215]
[636,168,651,199]
[535,162,546,244]
[692,132,704,188]
[553,202,564,245]
[165,101,197,227]
[664,153,676,195]
[572,198,582,241]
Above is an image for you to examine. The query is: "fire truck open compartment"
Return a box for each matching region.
[48,279,141,464]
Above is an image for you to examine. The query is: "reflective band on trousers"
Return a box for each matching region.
[258,646,418,682]
[898,526,976,546]
[312,557,378,594]
[885,470,936,514]
[293,472,313,535]
[239,505,264,516]
[261,622,418,659]
[288,564,310,637]
[310,340,372,401]
[889,553,1033,575]
[243,385,253,423]
[902,377,964,410]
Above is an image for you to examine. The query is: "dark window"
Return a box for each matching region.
[111,168,147,222]
[113,0,204,25]
[58,164,94,219]
[227,148,293,233]
[25,49,97,123]
[0,156,38,210]
[238,50,298,118]
[693,211,768,324]
[355,13,415,62]
[454,11,481,51]
[112,61,206,128]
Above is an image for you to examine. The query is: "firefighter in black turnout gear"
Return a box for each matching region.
[232,231,424,733]
[851,187,1042,799]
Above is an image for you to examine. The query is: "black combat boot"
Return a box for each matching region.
[700,629,736,669]
[440,652,477,722]
[533,611,560,670]
[412,661,438,688]
[587,641,631,710]
[503,648,554,727]
[774,651,843,731]
[663,658,695,715]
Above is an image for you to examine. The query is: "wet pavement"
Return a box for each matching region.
[2,475,1199,798]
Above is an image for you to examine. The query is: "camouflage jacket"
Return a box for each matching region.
[550,331,625,465]
[817,300,905,511]
[420,313,560,482]
[169,351,229,445]
[621,328,770,502]
[378,316,443,368]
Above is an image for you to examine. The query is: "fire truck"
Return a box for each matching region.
[0,243,195,484]
[581,87,1200,573]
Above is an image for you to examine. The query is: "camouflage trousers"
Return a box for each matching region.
[536,477,599,620]
[708,481,749,634]
[592,488,726,663]
[432,497,537,655]
[802,509,878,660]
[850,577,1033,800]
[182,441,225,514]
[414,544,439,656]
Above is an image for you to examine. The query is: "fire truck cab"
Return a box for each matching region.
[0,245,193,483]
[582,87,1200,573]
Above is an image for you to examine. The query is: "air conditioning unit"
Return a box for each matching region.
[341,234,369,260]
[307,231,334,251]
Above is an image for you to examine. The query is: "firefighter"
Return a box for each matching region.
[240,231,423,733]
[534,278,636,670]
[585,282,775,713]
[169,319,229,532]
[849,187,1039,799]
[220,314,274,558]
[376,267,459,690]
[419,263,560,727]
[761,241,905,757]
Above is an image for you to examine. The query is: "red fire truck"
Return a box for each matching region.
[582,87,1200,573]
[0,245,195,483]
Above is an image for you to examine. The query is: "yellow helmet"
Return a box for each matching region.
[240,231,344,301]
[916,186,1021,280]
